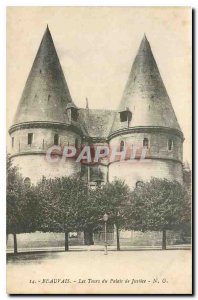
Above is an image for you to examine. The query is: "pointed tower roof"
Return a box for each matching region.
[13,26,75,125]
[110,35,182,135]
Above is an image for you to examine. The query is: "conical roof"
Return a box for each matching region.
[13,26,75,125]
[110,35,182,134]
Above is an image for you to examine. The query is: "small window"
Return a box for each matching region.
[120,110,132,123]
[136,181,144,188]
[143,138,149,149]
[120,140,125,152]
[12,137,14,148]
[54,134,59,146]
[120,111,128,122]
[24,177,31,187]
[75,138,79,149]
[28,133,33,146]
[71,108,78,121]
[168,139,173,151]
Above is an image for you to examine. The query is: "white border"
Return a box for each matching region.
[2,0,196,6]
[1,1,195,299]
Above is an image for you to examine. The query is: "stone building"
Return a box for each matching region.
[9,27,184,189]
[8,27,185,247]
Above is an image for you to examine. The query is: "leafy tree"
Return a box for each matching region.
[36,176,90,251]
[7,156,23,253]
[77,186,105,245]
[7,155,39,253]
[67,179,103,245]
[37,176,108,248]
[182,163,192,240]
[183,162,192,192]
[98,179,130,250]
[126,178,191,249]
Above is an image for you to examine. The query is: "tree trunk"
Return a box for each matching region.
[13,233,17,254]
[162,229,166,250]
[84,230,88,245]
[115,223,120,251]
[90,230,94,245]
[84,229,94,245]
[65,232,69,251]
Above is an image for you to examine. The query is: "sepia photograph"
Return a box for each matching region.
[6,6,192,294]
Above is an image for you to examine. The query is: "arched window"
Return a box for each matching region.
[136,181,144,188]
[168,139,173,151]
[143,138,149,149]
[120,140,125,152]
[24,177,31,187]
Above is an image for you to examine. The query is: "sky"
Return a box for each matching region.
[7,7,192,164]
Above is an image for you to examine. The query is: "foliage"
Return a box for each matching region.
[36,176,102,233]
[35,177,131,246]
[183,162,192,192]
[7,157,191,251]
[75,186,104,232]
[98,179,130,228]
[6,155,39,234]
[125,178,191,232]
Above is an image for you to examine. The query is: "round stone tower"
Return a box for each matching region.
[9,27,83,183]
[108,35,184,188]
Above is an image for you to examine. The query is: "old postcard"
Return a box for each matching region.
[6,6,192,294]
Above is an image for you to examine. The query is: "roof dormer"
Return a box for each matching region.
[65,102,79,123]
[119,107,132,127]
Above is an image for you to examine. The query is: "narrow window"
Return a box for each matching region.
[28,133,33,146]
[143,138,149,149]
[168,139,173,151]
[120,140,125,152]
[54,134,59,146]
[75,138,78,149]
[12,137,14,148]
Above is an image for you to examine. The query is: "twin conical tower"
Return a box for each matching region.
[9,27,183,186]
[110,35,181,135]
[14,26,75,125]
